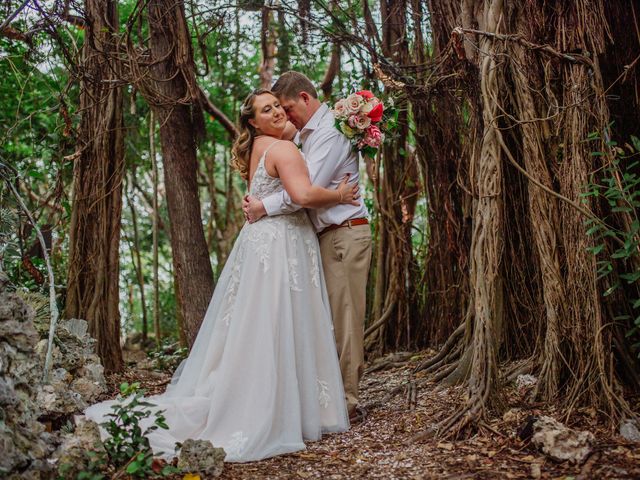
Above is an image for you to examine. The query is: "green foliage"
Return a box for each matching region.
[583,133,640,355]
[101,382,178,477]
[58,449,107,480]
[148,340,189,372]
[58,382,179,479]
[2,0,395,346]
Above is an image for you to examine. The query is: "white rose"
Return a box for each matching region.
[345,93,363,114]
[360,101,374,114]
[333,99,348,119]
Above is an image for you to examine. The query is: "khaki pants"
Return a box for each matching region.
[319,223,372,414]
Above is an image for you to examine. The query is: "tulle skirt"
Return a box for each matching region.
[85,211,349,461]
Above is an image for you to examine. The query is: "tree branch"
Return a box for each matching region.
[0,161,59,383]
[0,0,31,33]
[197,86,238,139]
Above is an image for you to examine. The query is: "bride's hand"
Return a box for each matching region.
[336,175,360,206]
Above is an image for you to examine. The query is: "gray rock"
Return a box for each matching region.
[70,377,105,404]
[78,362,106,388]
[51,368,72,387]
[516,374,537,389]
[0,292,56,479]
[620,419,640,442]
[0,292,107,479]
[33,322,106,416]
[37,384,87,418]
[532,415,595,464]
[178,438,226,477]
[64,319,89,339]
[0,377,19,407]
[54,418,106,479]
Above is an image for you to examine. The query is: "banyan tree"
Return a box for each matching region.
[367,0,640,435]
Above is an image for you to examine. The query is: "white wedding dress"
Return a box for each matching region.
[85,142,350,461]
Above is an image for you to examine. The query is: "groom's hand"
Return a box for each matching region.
[243,195,267,223]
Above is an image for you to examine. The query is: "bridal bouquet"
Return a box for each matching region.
[332,90,394,158]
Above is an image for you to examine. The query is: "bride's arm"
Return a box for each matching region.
[270,142,358,209]
[281,121,297,141]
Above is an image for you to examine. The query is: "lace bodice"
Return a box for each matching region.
[249,144,284,200]
[247,140,310,228]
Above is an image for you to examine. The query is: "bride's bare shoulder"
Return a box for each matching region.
[269,140,301,159]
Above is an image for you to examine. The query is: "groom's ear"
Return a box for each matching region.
[299,92,311,105]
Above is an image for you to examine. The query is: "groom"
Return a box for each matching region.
[243,71,372,421]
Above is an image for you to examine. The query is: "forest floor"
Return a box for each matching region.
[105,349,640,479]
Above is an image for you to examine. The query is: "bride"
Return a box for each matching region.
[85,89,357,462]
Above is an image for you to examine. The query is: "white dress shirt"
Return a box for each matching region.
[261,103,369,232]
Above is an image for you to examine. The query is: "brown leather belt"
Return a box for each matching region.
[319,218,369,236]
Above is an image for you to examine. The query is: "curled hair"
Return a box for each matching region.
[231,88,274,181]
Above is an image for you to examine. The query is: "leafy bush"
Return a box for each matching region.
[59,382,180,478]
[583,133,640,355]
[101,382,178,477]
[148,340,188,372]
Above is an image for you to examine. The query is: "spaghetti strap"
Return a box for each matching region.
[262,139,281,159]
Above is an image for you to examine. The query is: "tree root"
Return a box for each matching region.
[413,323,464,374]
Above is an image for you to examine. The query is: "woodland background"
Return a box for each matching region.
[1,0,640,442]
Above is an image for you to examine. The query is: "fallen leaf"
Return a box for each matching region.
[151,458,166,474]
[183,474,201,480]
[297,453,318,459]
[436,442,454,451]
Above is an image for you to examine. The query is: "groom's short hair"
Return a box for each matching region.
[272,71,318,100]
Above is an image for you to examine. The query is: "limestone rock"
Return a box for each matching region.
[532,416,595,464]
[70,377,104,404]
[620,419,640,442]
[55,418,106,479]
[34,319,106,417]
[178,438,226,477]
[79,362,106,386]
[37,384,87,417]
[515,374,537,389]
[64,318,89,339]
[0,291,56,479]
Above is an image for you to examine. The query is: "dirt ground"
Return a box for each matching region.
[107,350,640,479]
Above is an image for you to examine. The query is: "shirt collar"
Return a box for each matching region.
[300,103,330,135]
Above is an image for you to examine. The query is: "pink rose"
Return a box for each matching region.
[345,93,363,114]
[364,125,383,148]
[355,113,371,130]
[348,114,359,128]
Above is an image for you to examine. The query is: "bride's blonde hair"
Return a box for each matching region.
[231,89,274,181]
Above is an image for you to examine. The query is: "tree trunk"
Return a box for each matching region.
[416,0,471,346]
[416,0,636,436]
[365,0,420,353]
[259,6,276,89]
[64,0,124,372]
[127,184,148,343]
[150,110,161,346]
[148,0,214,347]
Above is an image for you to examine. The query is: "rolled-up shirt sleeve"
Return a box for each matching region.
[262,128,345,216]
